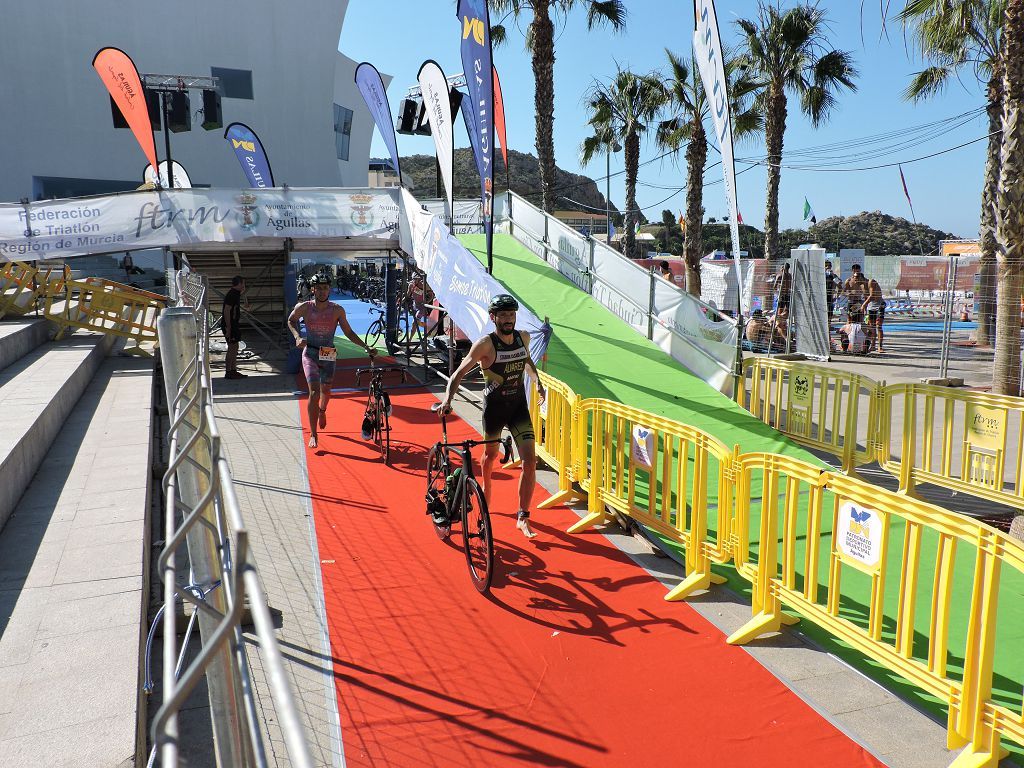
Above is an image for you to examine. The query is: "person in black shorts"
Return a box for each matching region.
[222,275,246,379]
[439,294,546,538]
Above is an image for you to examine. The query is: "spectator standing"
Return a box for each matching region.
[659,260,674,282]
[862,276,886,352]
[222,275,247,379]
[771,263,792,311]
[824,260,841,319]
[843,264,869,322]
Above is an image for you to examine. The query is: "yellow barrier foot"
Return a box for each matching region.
[537,489,586,510]
[780,613,800,626]
[727,612,784,646]
[567,510,607,534]
[948,745,1008,768]
[663,570,727,601]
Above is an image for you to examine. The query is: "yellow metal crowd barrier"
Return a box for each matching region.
[737,357,878,473]
[724,452,1024,767]
[568,398,733,601]
[42,277,165,356]
[526,371,586,510]
[0,260,49,318]
[879,383,1024,511]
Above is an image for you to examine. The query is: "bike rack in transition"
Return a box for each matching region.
[153,272,313,768]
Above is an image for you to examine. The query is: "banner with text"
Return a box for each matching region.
[355,62,402,186]
[92,47,158,171]
[693,0,744,305]
[457,0,495,263]
[403,189,550,366]
[1,188,403,261]
[417,60,456,221]
[223,122,275,188]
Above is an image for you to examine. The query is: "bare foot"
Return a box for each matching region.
[319,408,327,430]
[516,516,538,539]
[308,433,318,449]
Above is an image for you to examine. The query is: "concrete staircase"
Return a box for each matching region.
[0,319,155,767]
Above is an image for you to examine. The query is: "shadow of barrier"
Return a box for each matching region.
[737,357,878,474]
[879,383,1024,511]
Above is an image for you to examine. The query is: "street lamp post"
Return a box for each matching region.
[606,139,621,244]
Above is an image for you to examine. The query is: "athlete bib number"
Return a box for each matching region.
[318,346,337,362]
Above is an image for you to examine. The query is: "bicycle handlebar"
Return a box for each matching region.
[355,365,407,385]
[430,403,513,462]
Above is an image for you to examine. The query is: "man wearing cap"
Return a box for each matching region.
[439,294,546,538]
[288,273,375,449]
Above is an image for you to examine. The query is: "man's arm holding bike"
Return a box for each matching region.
[519,331,546,404]
[439,337,491,414]
[287,303,307,349]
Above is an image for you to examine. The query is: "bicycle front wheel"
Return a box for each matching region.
[379,399,390,465]
[461,480,494,593]
[426,446,451,540]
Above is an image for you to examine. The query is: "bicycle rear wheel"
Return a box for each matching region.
[425,446,451,540]
[461,480,494,592]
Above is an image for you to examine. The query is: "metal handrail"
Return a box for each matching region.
[153,271,314,768]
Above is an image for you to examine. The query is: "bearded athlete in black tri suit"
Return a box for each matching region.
[439,294,546,538]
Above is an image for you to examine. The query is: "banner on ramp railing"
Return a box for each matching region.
[402,190,550,365]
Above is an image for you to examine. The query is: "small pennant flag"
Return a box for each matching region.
[737,211,744,225]
[608,219,616,239]
[899,164,913,207]
[634,219,642,234]
[803,197,817,225]
[678,210,685,228]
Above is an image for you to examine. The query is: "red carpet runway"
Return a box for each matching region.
[299,374,884,767]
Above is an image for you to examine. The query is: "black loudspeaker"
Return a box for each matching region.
[201,89,222,130]
[396,98,418,135]
[449,88,464,120]
[414,101,431,136]
[167,91,191,133]
[110,90,162,131]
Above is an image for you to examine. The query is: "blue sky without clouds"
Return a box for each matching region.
[341,1,988,238]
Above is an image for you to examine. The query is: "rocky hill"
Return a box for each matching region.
[690,210,963,259]
[400,148,616,215]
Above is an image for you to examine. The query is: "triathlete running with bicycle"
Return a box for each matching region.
[288,273,376,449]
[439,294,546,538]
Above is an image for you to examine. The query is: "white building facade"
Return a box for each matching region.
[0,0,384,203]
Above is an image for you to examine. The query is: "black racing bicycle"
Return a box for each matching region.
[363,306,386,349]
[355,361,406,464]
[425,403,511,593]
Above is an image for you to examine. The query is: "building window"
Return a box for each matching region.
[334,104,353,161]
[211,67,254,99]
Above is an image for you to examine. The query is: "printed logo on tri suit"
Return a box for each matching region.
[483,331,528,398]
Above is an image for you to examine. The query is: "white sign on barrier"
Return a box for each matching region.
[631,425,655,469]
[836,501,884,571]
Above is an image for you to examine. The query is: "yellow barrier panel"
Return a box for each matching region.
[42,278,165,356]
[879,383,1024,511]
[737,357,879,473]
[569,398,732,601]
[526,371,586,510]
[726,453,1024,766]
[0,260,49,318]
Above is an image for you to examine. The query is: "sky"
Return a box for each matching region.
[340,1,989,239]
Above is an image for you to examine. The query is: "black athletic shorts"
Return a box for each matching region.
[482,395,534,448]
[866,306,885,323]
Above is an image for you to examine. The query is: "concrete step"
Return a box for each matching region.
[0,319,49,375]
[0,355,154,768]
[0,331,114,530]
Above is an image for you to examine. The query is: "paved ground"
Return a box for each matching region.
[208,352,966,767]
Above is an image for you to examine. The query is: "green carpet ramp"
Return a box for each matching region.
[460,233,1024,761]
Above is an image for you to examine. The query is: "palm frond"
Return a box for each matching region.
[903,65,953,101]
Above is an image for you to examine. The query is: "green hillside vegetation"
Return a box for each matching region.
[400,148,619,217]
[650,210,962,258]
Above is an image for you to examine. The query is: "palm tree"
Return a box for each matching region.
[900,1,1005,345]
[581,68,667,259]
[735,1,858,261]
[993,0,1024,394]
[656,49,762,296]
[490,0,627,213]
